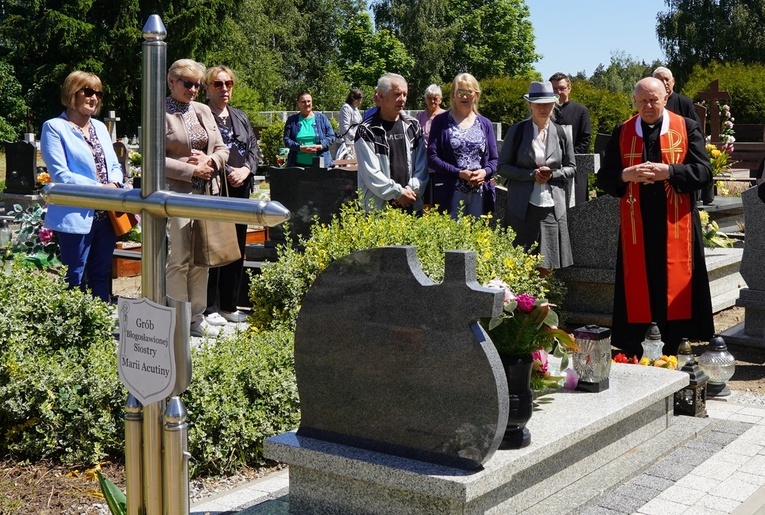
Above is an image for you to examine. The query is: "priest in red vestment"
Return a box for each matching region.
[597,77,714,355]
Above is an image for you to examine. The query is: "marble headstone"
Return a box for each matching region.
[293,246,508,470]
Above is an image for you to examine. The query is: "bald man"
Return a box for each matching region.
[597,77,713,355]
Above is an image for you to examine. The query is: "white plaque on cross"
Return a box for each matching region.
[117,297,177,405]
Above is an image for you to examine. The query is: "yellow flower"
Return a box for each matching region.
[698,210,709,224]
[711,149,721,158]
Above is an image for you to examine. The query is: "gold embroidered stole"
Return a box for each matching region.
[618,111,692,323]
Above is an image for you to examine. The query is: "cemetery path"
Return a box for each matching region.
[0,300,761,514]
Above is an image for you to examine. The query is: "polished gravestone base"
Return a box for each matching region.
[2,192,44,214]
[265,365,689,514]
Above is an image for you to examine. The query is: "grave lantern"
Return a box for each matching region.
[698,335,736,397]
[640,322,665,361]
[674,354,709,418]
[572,325,611,392]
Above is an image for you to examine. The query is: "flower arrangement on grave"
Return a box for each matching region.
[128,149,142,177]
[613,352,677,369]
[35,171,51,189]
[481,278,578,389]
[3,203,60,267]
[699,209,733,248]
[531,348,579,390]
[705,143,734,177]
[704,103,736,177]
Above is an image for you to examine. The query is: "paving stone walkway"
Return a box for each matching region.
[190,396,765,515]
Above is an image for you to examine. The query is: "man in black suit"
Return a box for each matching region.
[549,72,592,204]
[652,67,701,124]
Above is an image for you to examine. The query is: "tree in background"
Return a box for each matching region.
[446,0,537,81]
[0,62,28,142]
[682,61,765,129]
[589,51,663,97]
[657,0,765,87]
[372,0,537,106]
[338,12,413,102]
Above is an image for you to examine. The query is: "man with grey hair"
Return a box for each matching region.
[597,77,713,356]
[355,73,428,211]
[652,66,700,123]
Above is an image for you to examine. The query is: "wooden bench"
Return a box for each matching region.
[332,158,358,171]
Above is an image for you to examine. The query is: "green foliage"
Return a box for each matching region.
[657,0,765,87]
[6,204,60,266]
[249,201,554,331]
[479,76,533,130]
[0,261,124,464]
[338,12,414,91]
[682,61,765,125]
[0,62,28,141]
[0,262,300,476]
[372,0,538,107]
[259,120,286,166]
[446,0,538,80]
[569,80,633,145]
[588,51,662,96]
[185,328,299,476]
[96,471,127,515]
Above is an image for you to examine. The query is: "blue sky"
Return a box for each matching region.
[527,0,668,80]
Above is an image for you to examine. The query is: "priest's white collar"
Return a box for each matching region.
[634,112,670,138]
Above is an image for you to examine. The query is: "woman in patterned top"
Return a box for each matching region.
[203,65,259,325]
[165,59,229,338]
[426,73,498,219]
[41,71,125,301]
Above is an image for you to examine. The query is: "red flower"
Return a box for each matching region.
[516,293,536,313]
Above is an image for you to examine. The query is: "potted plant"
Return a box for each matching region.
[481,278,577,449]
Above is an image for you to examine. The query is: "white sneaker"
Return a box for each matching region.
[220,310,249,323]
[190,319,220,338]
[205,312,228,326]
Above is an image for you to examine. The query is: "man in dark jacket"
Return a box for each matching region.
[549,72,591,204]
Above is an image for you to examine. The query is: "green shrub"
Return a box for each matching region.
[249,202,555,330]
[0,261,124,464]
[683,61,765,127]
[259,120,285,166]
[0,261,300,477]
[185,327,299,476]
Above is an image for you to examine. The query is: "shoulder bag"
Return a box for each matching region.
[191,174,242,267]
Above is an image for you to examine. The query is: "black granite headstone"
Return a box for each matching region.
[294,246,508,470]
[4,141,37,194]
[267,165,357,245]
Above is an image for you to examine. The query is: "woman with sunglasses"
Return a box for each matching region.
[202,65,259,325]
[165,59,229,338]
[427,73,498,219]
[40,71,125,301]
[283,91,335,168]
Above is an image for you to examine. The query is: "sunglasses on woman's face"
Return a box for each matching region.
[80,87,103,99]
[179,79,202,90]
[212,80,234,89]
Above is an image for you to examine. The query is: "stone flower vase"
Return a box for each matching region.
[499,353,533,449]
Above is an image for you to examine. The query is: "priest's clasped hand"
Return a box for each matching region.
[621,161,670,184]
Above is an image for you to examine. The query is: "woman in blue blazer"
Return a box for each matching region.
[41,71,125,301]
[283,91,335,168]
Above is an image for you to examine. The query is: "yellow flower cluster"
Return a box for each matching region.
[35,171,51,185]
[639,355,678,369]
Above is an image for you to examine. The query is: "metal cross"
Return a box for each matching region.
[41,15,289,515]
